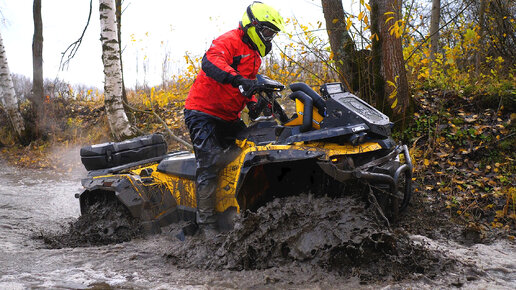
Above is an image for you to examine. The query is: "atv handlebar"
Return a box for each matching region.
[239,75,285,98]
[239,75,289,123]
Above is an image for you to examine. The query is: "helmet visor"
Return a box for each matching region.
[259,26,278,42]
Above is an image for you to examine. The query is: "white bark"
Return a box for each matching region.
[99,0,136,140]
[0,29,26,139]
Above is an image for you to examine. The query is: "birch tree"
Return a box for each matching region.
[99,0,136,140]
[115,0,128,104]
[0,29,27,143]
[475,0,487,75]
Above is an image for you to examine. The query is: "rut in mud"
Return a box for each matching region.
[164,194,457,282]
[35,199,142,248]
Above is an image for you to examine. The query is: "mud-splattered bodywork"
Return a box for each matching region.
[78,140,411,232]
[77,80,413,232]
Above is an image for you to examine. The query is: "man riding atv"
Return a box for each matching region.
[184,1,286,234]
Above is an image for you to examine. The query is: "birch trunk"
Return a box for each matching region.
[99,0,136,140]
[0,30,26,140]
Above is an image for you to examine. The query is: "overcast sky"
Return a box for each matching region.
[0,0,328,89]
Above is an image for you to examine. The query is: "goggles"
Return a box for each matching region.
[259,26,278,42]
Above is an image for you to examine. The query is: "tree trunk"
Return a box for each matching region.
[99,0,137,140]
[32,0,44,137]
[0,30,27,143]
[115,0,128,104]
[475,0,487,75]
[321,0,357,92]
[370,0,411,129]
[370,1,384,111]
[429,0,440,75]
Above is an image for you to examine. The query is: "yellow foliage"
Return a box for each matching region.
[390,98,398,109]
[346,17,352,31]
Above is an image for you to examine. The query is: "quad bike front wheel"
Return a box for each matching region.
[370,146,413,222]
[318,145,413,223]
[374,165,412,222]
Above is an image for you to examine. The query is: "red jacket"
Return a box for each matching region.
[185,28,261,121]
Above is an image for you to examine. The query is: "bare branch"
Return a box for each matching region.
[122,100,193,151]
[405,0,474,61]
[59,0,93,71]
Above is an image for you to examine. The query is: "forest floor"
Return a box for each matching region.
[0,89,515,286]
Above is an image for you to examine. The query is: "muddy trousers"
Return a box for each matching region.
[184,109,245,225]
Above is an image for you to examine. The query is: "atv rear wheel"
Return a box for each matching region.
[78,190,143,245]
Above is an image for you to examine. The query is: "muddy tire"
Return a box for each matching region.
[79,197,143,245]
[40,193,142,248]
[370,164,412,223]
[397,168,412,212]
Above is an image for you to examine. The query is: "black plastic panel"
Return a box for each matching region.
[80,134,167,171]
[157,152,197,180]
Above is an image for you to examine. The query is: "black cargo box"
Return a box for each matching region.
[80,134,167,171]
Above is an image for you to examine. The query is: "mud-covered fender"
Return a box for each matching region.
[78,175,146,218]
[235,149,325,196]
[77,173,180,234]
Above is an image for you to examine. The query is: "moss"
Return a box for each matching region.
[452,117,465,125]
[498,138,516,152]
[462,84,476,97]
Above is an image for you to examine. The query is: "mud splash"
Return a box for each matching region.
[4,158,514,288]
[31,191,484,284]
[164,194,457,282]
[35,199,142,248]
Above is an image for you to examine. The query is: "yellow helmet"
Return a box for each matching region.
[241,1,286,56]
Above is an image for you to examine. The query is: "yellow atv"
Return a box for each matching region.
[77,76,413,234]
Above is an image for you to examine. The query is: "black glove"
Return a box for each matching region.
[231,75,258,97]
[246,95,271,120]
[247,101,261,120]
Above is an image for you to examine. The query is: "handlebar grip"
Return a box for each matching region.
[239,85,255,99]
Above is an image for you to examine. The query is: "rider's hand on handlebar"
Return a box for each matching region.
[231,75,258,98]
[246,101,260,120]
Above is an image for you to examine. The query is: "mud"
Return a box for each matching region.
[33,190,460,284]
[35,199,142,248]
[3,153,515,288]
[29,188,506,286]
[163,194,459,283]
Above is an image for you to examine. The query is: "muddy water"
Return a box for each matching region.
[0,158,515,289]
